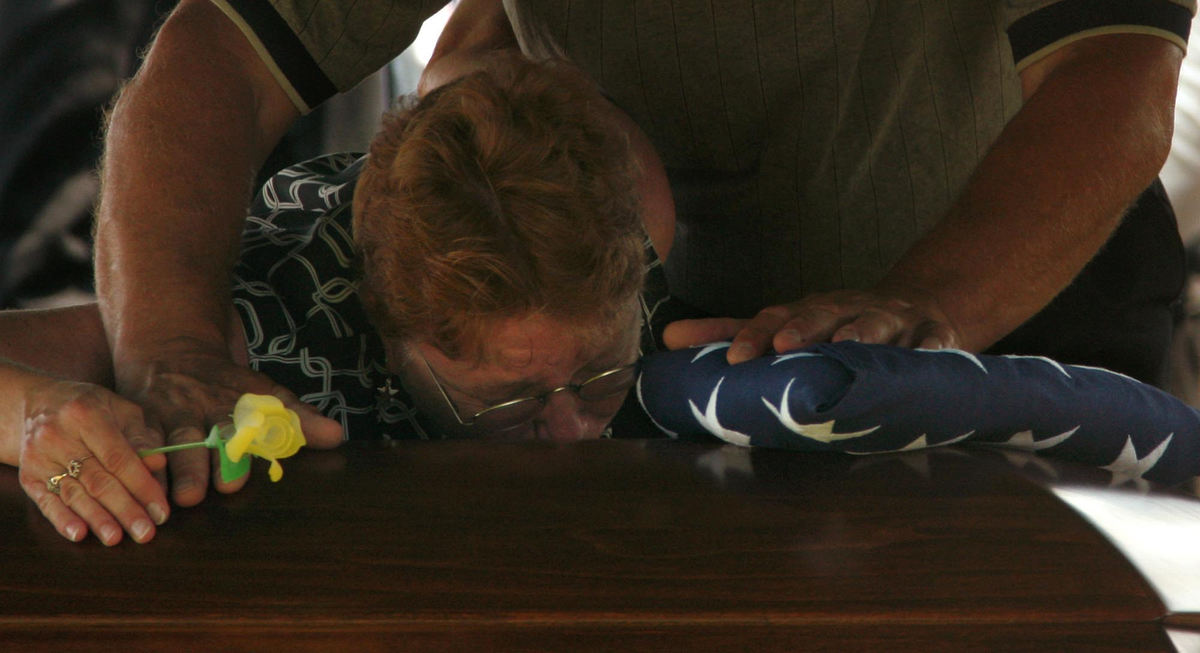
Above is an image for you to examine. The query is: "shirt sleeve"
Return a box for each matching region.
[210,0,444,113]
[1005,0,1197,71]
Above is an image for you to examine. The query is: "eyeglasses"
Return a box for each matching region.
[416,351,639,432]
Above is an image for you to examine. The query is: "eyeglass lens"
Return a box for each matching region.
[471,365,638,430]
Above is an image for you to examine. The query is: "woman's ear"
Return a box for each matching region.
[621,112,675,262]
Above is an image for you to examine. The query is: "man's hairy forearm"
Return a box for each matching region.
[94,0,297,375]
[879,35,1181,352]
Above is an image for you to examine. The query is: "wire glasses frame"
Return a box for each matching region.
[416,351,639,431]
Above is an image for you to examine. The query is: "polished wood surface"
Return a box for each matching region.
[1,439,1196,651]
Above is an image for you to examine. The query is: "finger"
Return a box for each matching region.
[294,407,343,448]
[141,415,172,490]
[220,372,344,449]
[139,449,168,474]
[773,306,849,353]
[662,318,746,350]
[74,461,158,544]
[152,398,217,507]
[55,476,124,546]
[832,308,906,345]
[212,447,251,495]
[21,471,89,542]
[266,388,343,449]
[124,418,168,473]
[164,426,211,507]
[88,423,171,528]
[729,307,798,364]
[96,402,171,516]
[914,320,960,350]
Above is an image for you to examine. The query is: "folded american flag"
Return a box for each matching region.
[636,342,1200,486]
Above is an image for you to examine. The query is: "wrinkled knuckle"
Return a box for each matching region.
[83,473,119,499]
[805,302,843,319]
[864,303,902,321]
[57,396,98,424]
[58,479,87,504]
[117,400,146,425]
[266,382,298,403]
[166,424,205,446]
[34,491,60,515]
[99,449,130,475]
[19,469,45,493]
[851,322,886,343]
[757,305,794,321]
[853,309,890,329]
[24,419,63,448]
[737,324,776,340]
[882,297,915,312]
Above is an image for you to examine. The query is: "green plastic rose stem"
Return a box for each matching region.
[137,441,209,458]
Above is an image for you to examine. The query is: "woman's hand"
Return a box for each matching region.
[18,379,169,545]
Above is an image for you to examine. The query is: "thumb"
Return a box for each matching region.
[662,318,746,350]
[267,387,343,448]
[236,371,344,448]
[293,404,344,448]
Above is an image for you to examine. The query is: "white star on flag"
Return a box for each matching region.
[1002,354,1073,378]
[845,430,974,455]
[688,377,752,446]
[920,348,988,373]
[1101,435,1173,486]
[761,378,879,443]
[988,427,1079,451]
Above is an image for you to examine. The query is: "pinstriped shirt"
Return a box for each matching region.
[214,0,1194,318]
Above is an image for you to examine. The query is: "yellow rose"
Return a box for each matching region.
[225,394,306,482]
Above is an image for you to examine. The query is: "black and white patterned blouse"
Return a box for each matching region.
[231,153,672,440]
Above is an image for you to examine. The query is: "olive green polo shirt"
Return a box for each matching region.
[213,0,1195,318]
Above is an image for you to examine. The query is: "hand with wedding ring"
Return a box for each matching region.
[17,378,170,545]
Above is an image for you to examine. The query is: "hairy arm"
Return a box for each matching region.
[883,34,1182,352]
[95,0,297,381]
[93,0,343,507]
[667,34,1183,362]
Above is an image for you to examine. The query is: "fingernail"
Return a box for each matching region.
[101,524,121,546]
[839,329,860,342]
[131,519,153,542]
[66,524,84,542]
[148,503,168,525]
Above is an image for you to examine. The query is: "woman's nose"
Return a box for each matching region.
[535,392,603,441]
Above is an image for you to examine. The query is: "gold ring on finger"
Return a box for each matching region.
[65,455,93,479]
[46,472,70,495]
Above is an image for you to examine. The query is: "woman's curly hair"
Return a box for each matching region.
[352,54,645,360]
